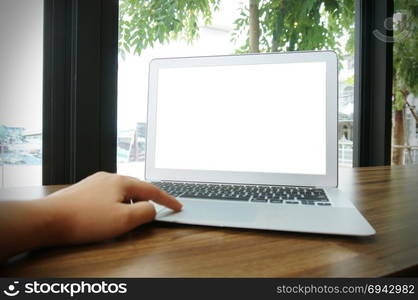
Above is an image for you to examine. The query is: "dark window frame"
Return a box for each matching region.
[42,0,394,185]
[353,0,394,167]
[43,0,118,184]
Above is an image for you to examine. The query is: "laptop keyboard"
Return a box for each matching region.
[152,182,330,206]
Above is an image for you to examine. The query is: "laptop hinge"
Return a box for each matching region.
[151,179,322,188]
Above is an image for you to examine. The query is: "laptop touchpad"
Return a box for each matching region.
[155,199,256,224]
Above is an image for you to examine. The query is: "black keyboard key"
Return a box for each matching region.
[301,200,315,205]
[218,195,250,201]
[285,201,299,204]
[252,198,268,203]
[317,202,331,206]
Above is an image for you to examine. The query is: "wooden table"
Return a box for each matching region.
[0,165,417,277]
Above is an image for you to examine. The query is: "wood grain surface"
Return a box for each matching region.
[0,165,417,277]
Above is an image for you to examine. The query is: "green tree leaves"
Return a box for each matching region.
[231,0,355,59]
[393,0,418,109]
[119,0,219,58]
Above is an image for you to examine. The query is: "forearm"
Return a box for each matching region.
[0,199,57,262]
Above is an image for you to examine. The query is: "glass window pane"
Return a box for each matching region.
[117,0,356,178]
[0,0,43,187]
[391,0,418,165]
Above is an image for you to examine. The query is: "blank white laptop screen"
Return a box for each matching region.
[155,61,327,175]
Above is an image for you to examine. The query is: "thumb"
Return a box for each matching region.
[125,201,156,229]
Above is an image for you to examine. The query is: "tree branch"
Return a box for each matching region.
[405,99,418,123]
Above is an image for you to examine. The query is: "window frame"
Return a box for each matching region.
[353,0,394,167]
[43,0,118,184]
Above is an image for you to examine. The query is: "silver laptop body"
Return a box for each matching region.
[145,51,375,236]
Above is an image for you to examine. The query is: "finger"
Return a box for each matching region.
[125,201,156,229]
[123,177,183,211]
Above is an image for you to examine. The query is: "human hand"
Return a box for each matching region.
[42,172,182,246]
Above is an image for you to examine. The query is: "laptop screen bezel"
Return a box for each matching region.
[145,51,338,187]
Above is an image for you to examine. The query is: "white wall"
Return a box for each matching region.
[0,0,43,130]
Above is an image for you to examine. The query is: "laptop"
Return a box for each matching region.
[145,51,375,236]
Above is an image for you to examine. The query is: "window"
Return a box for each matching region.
[117,0,357,179]
[0,0,43,187]
[391,1,418,165]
